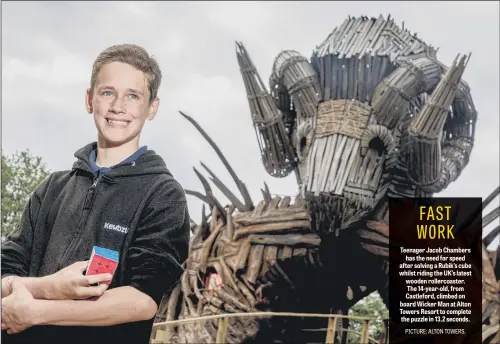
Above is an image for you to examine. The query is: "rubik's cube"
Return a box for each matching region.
[85,246,119,285]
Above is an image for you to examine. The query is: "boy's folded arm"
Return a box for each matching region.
[32,286,157,326]
[3,275,56,299]
[2,175,53,298]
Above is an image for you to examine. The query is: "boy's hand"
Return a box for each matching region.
[1,279,37,334]
[1,276,17,299]
[46,261,112,300]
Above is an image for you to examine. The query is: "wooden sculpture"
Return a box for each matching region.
[152,15,499,344]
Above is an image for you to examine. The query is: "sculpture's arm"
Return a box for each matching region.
[236,42,297,178]
[407,55,474,192]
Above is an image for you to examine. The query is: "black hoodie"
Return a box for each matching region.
[1,142,190,344]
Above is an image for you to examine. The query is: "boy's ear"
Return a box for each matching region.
[85,88,93,114]
[147,98,160,121]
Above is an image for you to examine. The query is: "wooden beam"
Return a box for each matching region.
[216,317,229,343]
[325,316,338,343]
[360,319,371,343]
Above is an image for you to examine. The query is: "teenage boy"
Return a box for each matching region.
[1,44,190,344]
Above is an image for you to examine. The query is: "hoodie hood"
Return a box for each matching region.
[72,142,172,178]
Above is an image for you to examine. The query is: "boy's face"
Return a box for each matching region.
[85,62,159,148]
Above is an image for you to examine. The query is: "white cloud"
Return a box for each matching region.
[204,1,277,40]
[3,50,89,86]
[160,73,246,122]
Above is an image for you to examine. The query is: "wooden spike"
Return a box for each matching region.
[180,111,254,211]
[483,186,500,210]
[210,204,218,232]
[200,161,246,212]
[261,188,272,203]
[226,206,235,240]
[193,167,226,221]
[185,189,212,206]
[193,167,212,195]
[483,207,500,229]
[201,203,208,232]
[189,219,197,234]
[264,182,271,198]
[484,225,500,248]
[200,222,224,273]
[280,196,292,208]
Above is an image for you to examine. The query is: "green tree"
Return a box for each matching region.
[1,150,50,237]
[347,291,389,343]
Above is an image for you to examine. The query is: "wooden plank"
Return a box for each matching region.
[319,134,338,191]
[364,16,387,56]
[370,55,382,94]
[335,18,356,53]
[246,244,265,283]
[234,237,251,271]
[341,57,349,99]
[264,245,279,267]
[339,17,362,58]
[312,137,328,195]
[331,135,353,193]
[373,19,393,54]
[358,54,366,100]
[336,58,344,100]
[365,55,373,102]
[317,135,334,191]
[324,54,332,100]
[351,55,358,100]
[216,317,229,343]
[234,220,311,240]
[251,234,321,246]
[359,15,384,57]
[154,329,168,343]
[306,134,318,192]
[326,135,348,192]
[292,247,307,256]
[360,319,371,343]
[331,19,351,53]
[363,55,370,102]
[330,56,338,100]
[279,246,293,260]
[335,139,359,195]
[325,317,338,343]
[319,53,325,96]
[352,18,370,55]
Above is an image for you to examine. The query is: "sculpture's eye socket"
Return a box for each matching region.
[300,137,308,154]
[295,122,313,162]
[369,137,386,157]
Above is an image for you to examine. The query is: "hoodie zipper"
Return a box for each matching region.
[58,160,137,270]
[58,175,100,270]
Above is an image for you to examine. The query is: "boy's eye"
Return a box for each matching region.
[102,91,113,96]
[127,94,138,100]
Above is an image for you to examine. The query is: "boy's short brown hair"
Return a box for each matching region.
[90,44,162,104]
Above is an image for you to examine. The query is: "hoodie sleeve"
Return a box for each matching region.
[2,175,52,279]
[124,179,190,306]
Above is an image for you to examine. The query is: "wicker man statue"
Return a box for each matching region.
[154,15,486,344]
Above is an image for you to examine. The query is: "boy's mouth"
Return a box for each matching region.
[106,119,130,128]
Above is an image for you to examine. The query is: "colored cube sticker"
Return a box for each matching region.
[86,246,119,285]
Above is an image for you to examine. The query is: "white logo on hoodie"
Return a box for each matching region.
[104,222,129,234]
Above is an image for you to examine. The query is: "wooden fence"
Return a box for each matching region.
[151,311,389,344]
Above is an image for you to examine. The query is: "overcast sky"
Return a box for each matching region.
[2,1,499,247]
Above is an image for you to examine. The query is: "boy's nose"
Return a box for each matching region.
[110,99,126,113]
